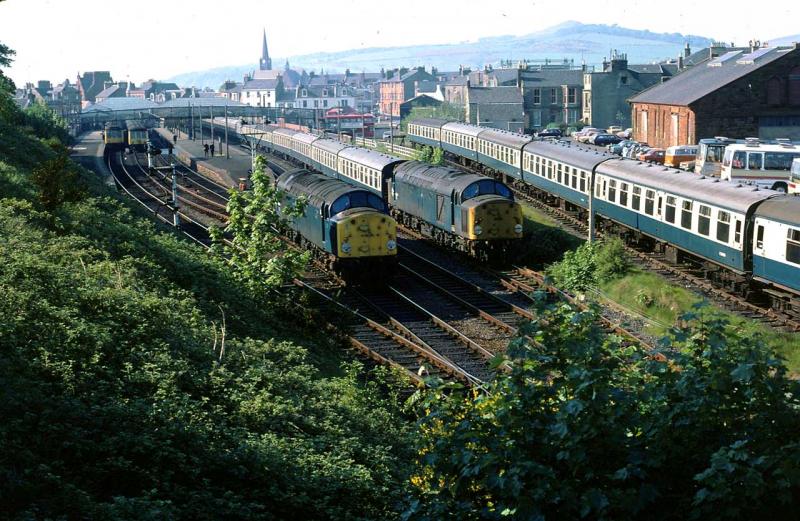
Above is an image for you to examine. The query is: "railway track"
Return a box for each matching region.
[445,158,800,334]
[109,147,499,386]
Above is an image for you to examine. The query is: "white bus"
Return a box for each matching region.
[789,158,800,195]
[721,141,800,192]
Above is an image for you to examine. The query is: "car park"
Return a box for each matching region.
[606,125,622,135]
[576,128,601,143]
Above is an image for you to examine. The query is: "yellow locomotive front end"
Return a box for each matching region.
[462,197,523,240]
[334,210,398,259]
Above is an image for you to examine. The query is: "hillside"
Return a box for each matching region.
[168,21,714,89]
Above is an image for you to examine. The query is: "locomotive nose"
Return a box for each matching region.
[337,211,398,257]
[467,200,523,240]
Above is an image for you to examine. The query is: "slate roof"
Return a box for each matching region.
[630,46,799,106]
[96,85,126,99]
[468,86,523,104]
[490,68,520,85]
[445,76,469,86]
[519,69,583,87]
[241,78,279,90]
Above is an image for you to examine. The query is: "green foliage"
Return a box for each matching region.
[30,140,85,215]
[0,40,20,123]
[212,155,310,295]
[414,145,432,163]
[24,102,72,144]
[0,125,416,519]
[431,146,444,165]
[547,238,630,293]
[407,301,800,520]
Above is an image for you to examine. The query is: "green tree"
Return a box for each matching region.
[431,146,444,166]
[414,145,432,163]
[24,102,71,144]
[30,140,85,215]
[406,302,800,520]
[547,238,630,293]
[211,154,309,295]
[0,40,21,124]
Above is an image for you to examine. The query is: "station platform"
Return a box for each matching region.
[154,127,253,188]
[71,131,114,186]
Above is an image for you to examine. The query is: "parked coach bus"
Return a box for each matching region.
[694,137,741,177]
[721,140,800,192]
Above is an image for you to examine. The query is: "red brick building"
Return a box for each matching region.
[629,44,800,149]
[378,68,435,117]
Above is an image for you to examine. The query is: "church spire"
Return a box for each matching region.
[259,28,272,70]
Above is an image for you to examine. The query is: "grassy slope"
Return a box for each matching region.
[520,204,800,373]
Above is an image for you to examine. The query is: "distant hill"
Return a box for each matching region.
[168,21,714,89]
[770,34,800,46]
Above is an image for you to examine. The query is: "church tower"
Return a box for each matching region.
[259,29,272,71]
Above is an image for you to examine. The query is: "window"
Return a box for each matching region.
[557,163,563,184]
[645,190,655,215]
[580,171,587,193]
[665,196,676,223]
[767,77,784,106]
[608,180,617,202]
[788,229,800,264]
[748,152,763,170]
[698,205,711,236]
[549,88,557,105]
[571,168,578,189]
[756,225,765,249]
[568,87,577,105]
[533,88,541,105]
[731,150,746,169]
[632,186,641,211]
[681,200,693,229]
[717,211,731,243]
[765,152,796,170]
[735,220,743,245]
[619,183,629,207]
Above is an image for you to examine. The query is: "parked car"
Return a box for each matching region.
[622,142,647,158]
[608,139,635,155]
[618,128,633,139]
[606,125,622,134]
[382,131,393,140]
[592,133,623,146]
[537,128,563,139]
[637,148,666,163]
[576,128,602,143]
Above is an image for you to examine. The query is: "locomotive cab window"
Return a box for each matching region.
[787,228,800,264]
[461,180,512,202]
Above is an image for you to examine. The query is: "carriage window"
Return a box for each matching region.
[787,228,800,264]
[608,180,617,202]
[748,152,763,170]
[580,171,587,193]
[698,205,711,236]
[681,200,693,229]
[756,225,765,249]
[571,168,578,189]
[632,186,641,211]
[717,211,730,243]
[557,163,563,184]
[619,183,629,207]
[665,196,676,223]
[547,160,553,179]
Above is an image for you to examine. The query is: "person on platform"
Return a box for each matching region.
[203,143,209,157]
[210,143,215,157]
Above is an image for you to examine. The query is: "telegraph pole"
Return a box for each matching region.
[209,105,215,155]
[224,104,229,159]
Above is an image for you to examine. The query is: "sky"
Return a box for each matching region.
[1,0,798,86]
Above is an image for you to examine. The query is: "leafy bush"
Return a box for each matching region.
[407,302,800,520]
[547,239,631,293]
[24,102,72,145]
